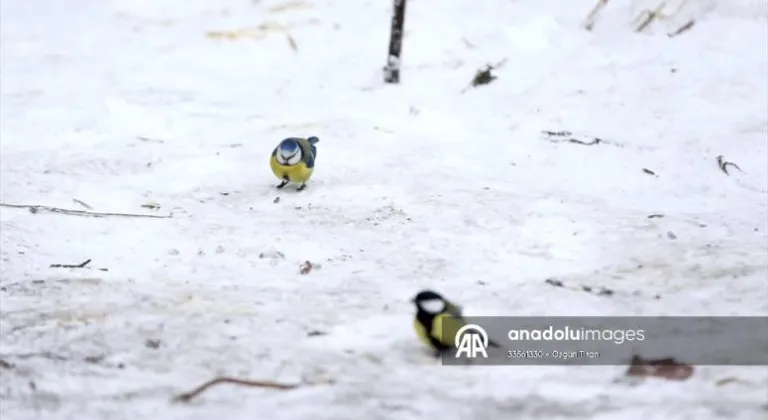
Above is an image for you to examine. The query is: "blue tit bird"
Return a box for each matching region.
[270,136,319,191]
[412,289,500,358]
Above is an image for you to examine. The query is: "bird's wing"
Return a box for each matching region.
[431,313,467,348]
[297,138,316,168]
[446,301,463,318]
[306,137,318,161]
[441,303,502,348]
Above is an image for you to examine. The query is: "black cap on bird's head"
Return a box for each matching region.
[412,290,443,302]
[412,289,447,314]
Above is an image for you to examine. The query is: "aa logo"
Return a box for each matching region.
[454,324,489,358]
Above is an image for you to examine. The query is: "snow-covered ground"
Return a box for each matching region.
[1,0,766,418]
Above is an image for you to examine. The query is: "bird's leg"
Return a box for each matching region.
[296,183,307,192]
[276,179,289,189]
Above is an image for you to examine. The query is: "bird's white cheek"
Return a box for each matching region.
[286,154,301,165]
[420,299,446,313]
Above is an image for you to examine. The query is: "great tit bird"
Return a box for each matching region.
[270,136,319,191]
[411,289,499,358]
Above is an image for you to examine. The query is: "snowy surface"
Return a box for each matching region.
[1,0,767,419]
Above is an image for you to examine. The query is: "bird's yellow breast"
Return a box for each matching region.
[414,318,435,348]
[414,313,458,350]
[270,156,313,183]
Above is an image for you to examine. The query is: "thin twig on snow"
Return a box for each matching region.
[50,259,91,269]
[171,377,301,403]
[286,33,298,52]
[0,203,172,219]
[582,0,612,31]
[0,352,124,369]
[716,155,743,176]
[0,352,71,362]
[540,130,617,147]
[668,19,695,37]
[634,1,668,33]
[72,198,93,210]
[544,278,662,300]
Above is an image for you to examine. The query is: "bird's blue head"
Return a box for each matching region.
[276,138,302,165]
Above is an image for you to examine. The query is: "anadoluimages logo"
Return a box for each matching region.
[454,324,490,358]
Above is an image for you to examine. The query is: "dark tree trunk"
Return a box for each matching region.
[383,0,407,84]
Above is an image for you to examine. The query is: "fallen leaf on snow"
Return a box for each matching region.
[206,23,287,41]
[259,251,285,259]
[141,200,160,210]
[300,261,312,274]
[268,1,313,13]
[544,278,564,288]
[83,354,106,364]
[206,21,319,42]
[625,355,693,381]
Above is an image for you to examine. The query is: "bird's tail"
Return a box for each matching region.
[307,136,319,145]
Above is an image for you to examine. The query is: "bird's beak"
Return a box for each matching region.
[409,297,416,304]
